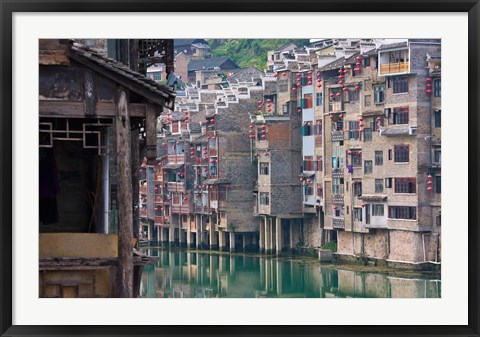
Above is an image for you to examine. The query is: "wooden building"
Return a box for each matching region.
[38,39,175,297]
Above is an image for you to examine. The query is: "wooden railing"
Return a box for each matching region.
[171,204,190,213]
[379,62,409,75]
[154,216,169,225]
[167,154,184,163]
[167,181,185,191]
[332,217,345,229]
[331,130,344,142]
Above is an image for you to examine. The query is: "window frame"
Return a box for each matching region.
[394,144,409,163]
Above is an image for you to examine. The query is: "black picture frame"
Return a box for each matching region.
[1,1,478,336]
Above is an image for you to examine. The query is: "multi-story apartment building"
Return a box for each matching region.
[320,39,441,265]
[140,38,441,268]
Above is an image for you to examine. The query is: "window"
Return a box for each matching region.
[153,72,161,81]
[394,144,409,163]
[434,79,441,97]
[314,120,323,136]
[282,104,289,114]
[304,183,314,196]
[303,156,318,171]
[364,128,372,141]
[435,175,441,193]
[362,57,370,67]
[257,128,265,141]
[388,149,392,160]
[435,110,441,127]
[171,122,179,133]
[372,204,384,216]
[316,93,323,106]
[385,177,393,188]
[393,107,409,124]
[395,178,416,193]
[259,162,269,175]
[375,151,383,166]
[302,94,313,109]
[375,179,384,193]
[374,84,385,103]
[388,206,416,220]
[349,121,360,140]
[332,178,344,194]
[364,160,373,174]
[354,208,362,221]
[302,122,313,136]
[279,82,288,92]
[353,181,362,197]
[351,150,362,167]
[393,76,408,93]
[434,149,441,164]
[259,192,269,205]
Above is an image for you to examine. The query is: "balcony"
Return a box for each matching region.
[139,185,147,195]
[332,217,345,229]
[171,204,190,214]
[139,209,147,218]
[167,154,184,163]
[167,181,185,191]
[332,168,343,179]
[379,62,409,76]
[332,194,344,204]
[194,205,209,214]
[331,130,344,142]
[154,195,164,204]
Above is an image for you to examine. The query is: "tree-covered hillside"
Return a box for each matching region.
[208,39,310,70]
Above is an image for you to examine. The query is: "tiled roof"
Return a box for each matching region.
[360,195,387,202]
[174,39,207,47]
[69,43,176,108]
[377,41,408,51]
[163,163,184,170]
[319,57,345,71]
[188,57,238,72]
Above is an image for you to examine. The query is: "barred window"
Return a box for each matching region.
[394,144,409,163]
[259,162,269,175]
[394,178,416,193]
[372,204,384,216]
[374,84,385,103]
[375,179,384,193]
[375,151,383,166]
[393,76,408,93]
[354,208,363,221]
[393,107,409,124]
[388,206,416,220]
[364,160,373,174]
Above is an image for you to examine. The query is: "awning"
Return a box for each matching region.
[163,163,184,170]
[360,194,387,202]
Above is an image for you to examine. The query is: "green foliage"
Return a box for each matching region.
[228,223,236,232]
[208,39,310,70]
[322,241,337,252]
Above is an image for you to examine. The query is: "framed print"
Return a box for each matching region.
[1,1,479,336]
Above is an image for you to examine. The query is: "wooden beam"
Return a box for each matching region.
[115,86,134,298]
[39,100,147,118]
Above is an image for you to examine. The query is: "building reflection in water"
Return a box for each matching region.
[140,249,441,298]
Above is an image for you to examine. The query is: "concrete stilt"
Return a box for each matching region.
[218,230,225,251]
[290,220,294,251]
[259,218,265,253]
[168,226,175,245]
[276,217,282,255]
[242,234,246,251]
[269,218,275,253]
[276,260,283,296]
[264,218,270,254]
[229,232,235,252]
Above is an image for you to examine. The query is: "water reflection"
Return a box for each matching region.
[140,248,440,298]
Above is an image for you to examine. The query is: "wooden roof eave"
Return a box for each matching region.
[68,51,175,111]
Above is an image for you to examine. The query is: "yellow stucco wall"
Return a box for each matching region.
[39,233,118,258]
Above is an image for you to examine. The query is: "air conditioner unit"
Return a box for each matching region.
[409,126,417,135]
[384,108,391,118]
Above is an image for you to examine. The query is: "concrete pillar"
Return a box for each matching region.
[209,216,218,249]
[168,226,175,245]
[269,218,275,253]
[276,217,282,255]
[242,234,246,251]
[160,227,165,245]
[229,255,235,276]
[264,218,270,254]
[259,256,265,286]
[259,218,265,253]
[186,225,192,248]
[229,232,235,252]
[218,230,225,251]
[265,257,270,291]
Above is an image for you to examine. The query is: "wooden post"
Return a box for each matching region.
[116,87,133,298]
[131,127,140,249]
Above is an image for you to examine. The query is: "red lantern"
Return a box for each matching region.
[202,185,206,189]
[255,153,260,157]
[356,62,361,66]
[317,84,322,88]
[292,87,296,91]
[261,124,267,128]
[203,151,207,155]
[377,117,382,121]
[342,87,348,92]
[162,142,167,147]
[265,152,269,157]
[213,136,217,140]
[361,203,366,207]
[354,68,360,72]
[338,69,343,74]
[333,206,338,210]
[427,175,433,179]
[308,81,312,85]
[329,93,334,98]
[300,178,304,182]
[296,73,302,77]
[267,103,272,108]
[273,73,278,78]
[426,89,432,94]
[338,75,344,79]
[185,111,189,115]
[317,79,322,83]
[427,186,433,191]
[296,83,301,87]
[307,179,312,183]
[347,150,353,155]
[426,77,432,82]
[355,85,361,90]
[427,181,433,186]
[308,71,312,75]
[261,135,266,139]
[249,125,254,129]
[249,135,254,139]
[207,136,211,140]
[267,99,272,103]
[329,115,334,120]
[258,101,263,104]
[336,92,341,97]
[358,117,364,121]
[297,108,302,113]
[339,114,344,119]
[356,56,362,61]
[282,73,287,77]
[358,150,362,154]
[338,80,344,85]
[426,83,432,87]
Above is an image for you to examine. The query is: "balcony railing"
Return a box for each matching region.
[167,154,185,163]
[332,217,345,229]
[332,194,344,204]
[167,181,185,191]
[171,204,190,213]
[379,62,409,75]
[154,216,169,225]
[331,130,344,142]
[332,168,343,179]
